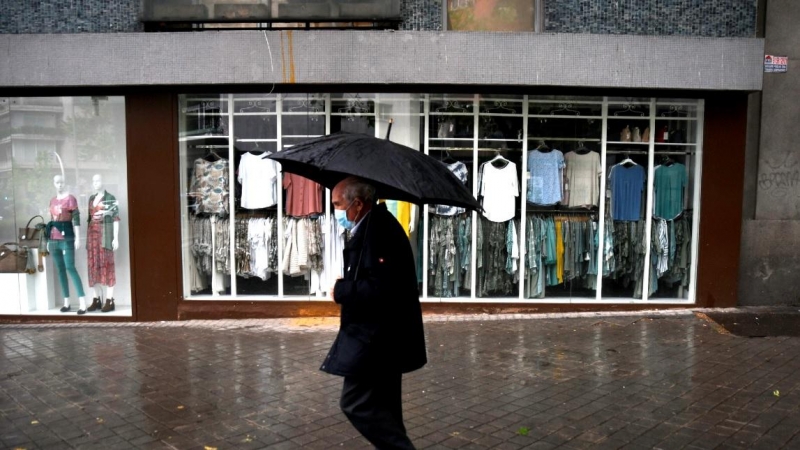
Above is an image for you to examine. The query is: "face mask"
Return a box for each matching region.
[334,201,356,230]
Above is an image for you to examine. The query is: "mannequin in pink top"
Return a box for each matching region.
[48,175,87,314]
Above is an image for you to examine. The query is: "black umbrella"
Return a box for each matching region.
[268,131,482,211]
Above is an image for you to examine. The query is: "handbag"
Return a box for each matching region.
[0,242,29,274]
[19,215,44,245]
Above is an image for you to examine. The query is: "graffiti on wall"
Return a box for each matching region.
[759,154,800,198]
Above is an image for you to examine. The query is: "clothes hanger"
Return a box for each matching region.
[239,101,271,113]
[338,94,371,123]
[441,150,456,164]
[485,101,515,114]
[488,151,509,168]
[435,100,467,113]
[612,104,645,116]
[549,103,580,116]
[618,153,637,167]
[203,146,222,162]
[535,140,551,152]
[660,154,675,166]
[660,105,689,117]
[288,98,322,114]
[250,141,273,158]
[575,141,591,155]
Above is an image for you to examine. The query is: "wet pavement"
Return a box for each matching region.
[703,307,800,338]
[2,311,800,449]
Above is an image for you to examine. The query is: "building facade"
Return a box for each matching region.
[0,0,767,321]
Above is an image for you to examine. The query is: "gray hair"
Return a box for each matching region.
[340,176,376,204]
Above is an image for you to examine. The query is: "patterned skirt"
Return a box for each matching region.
[87,222,116,287]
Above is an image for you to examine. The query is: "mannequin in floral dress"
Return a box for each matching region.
[47,175,87,314]
[85,174,120,313]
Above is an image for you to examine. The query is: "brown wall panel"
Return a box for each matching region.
[126,94,181,321]
[695,94,748,307]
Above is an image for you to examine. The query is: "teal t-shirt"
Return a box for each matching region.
[654,164,687,219]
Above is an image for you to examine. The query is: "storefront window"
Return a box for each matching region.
[0,96,131,316]
[526,97,603,300]
[178,94,701,303]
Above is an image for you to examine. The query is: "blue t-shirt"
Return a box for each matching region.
[610,164,645,221]
[527,150,565,205]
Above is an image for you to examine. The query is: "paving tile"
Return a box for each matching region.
[1,314,800,449]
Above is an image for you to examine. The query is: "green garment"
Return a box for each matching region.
[654,164,687,219]
[87,191,120,250]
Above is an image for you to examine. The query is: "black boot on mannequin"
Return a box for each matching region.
[87,297,102,312]
[101,298,115,313]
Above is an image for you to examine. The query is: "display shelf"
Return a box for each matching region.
[528,114,604,119]
[179,135,229,143]
[527,137,601,142]
[233,112,277,116]
[429,146,473,151]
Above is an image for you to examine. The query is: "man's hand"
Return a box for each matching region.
[329,277,342,301]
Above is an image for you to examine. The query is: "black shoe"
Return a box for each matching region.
[87,297,102,312]
[77,309,86,315]
[60,305,71,312]
[101,298,115,313]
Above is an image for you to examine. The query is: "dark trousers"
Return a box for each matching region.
[341,373,415,450]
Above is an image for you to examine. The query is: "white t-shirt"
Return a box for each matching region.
[480,161,519,222]
[238,152,278,209]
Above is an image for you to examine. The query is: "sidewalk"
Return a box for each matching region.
[2,310,800,449]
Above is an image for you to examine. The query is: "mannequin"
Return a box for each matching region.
[85,174,120,313]
[48,175,87,314]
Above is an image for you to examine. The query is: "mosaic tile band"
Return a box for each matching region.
[1,0,755,37]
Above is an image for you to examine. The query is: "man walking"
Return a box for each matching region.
[321,176,427,449]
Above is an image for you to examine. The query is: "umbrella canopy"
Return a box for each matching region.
[268,132,482,211]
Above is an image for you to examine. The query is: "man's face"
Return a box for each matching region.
[92,175,102,191]
[332,182,361,222]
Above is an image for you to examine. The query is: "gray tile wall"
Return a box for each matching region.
[0,0,143,33]
[0,31,765,91]
[399,0,443,31]
[544,0,758,37]
[0,0,754,37]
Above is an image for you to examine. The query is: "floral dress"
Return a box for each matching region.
[87,195,119,286]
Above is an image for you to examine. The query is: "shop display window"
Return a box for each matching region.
[0,96,131,316]
[178,94,701,303]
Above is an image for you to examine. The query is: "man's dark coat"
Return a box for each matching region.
[321,203,427,376]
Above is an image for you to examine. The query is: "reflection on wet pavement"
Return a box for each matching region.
[2,314,800,449]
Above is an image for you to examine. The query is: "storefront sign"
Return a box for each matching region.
[764,55,788,73]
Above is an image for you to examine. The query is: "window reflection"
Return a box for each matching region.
[0,96,130,316]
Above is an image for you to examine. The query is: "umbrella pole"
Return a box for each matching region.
[385,118,393,140]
